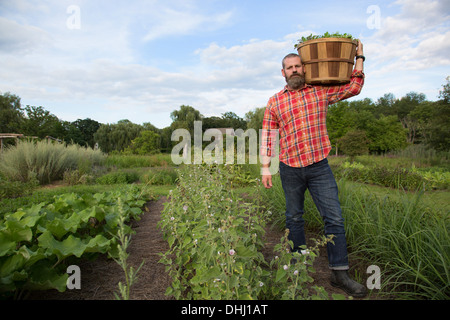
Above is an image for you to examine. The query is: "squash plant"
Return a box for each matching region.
[0,185,151,296]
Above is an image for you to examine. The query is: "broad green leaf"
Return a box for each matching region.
[38,231,110,259]
[235,244,257,258]
[0,232,16,256]
[275,268,287,282]
[3,221,32,243]
[0,253,25,277]
[26,260,68,292]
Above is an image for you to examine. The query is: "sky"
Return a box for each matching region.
[0,0,449,129]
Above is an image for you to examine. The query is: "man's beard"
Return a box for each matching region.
[286,73,306,90]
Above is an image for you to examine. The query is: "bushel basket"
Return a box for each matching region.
[297,38,357,85]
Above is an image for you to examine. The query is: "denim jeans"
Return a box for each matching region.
[279,158,349,270]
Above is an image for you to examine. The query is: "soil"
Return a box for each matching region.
[27,196,379,301]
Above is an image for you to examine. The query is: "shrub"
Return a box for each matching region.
[105,154,170,168]
[141,168,178,185]
[0,173,38,199]
[63,169,93,186]
[0,140,105,185]
[96,171,140,185]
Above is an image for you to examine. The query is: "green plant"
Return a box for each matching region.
[0,174,38,199]
[104,154,170,169]
[269,229,341,300]
[95,171,139,185]
[0,185,151,297]
[110,198,145,300]
[63,169,92,186]
[158,164,330,300]
[0,140,105,185]
[261,171,449,299]
[141,168,178,185]
[295,32,356,47]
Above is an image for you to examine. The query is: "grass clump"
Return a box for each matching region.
[0,140,105,185]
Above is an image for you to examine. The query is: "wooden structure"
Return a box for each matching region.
[0,133,40,153]
[0,133,24,153]
[297,38,357,84]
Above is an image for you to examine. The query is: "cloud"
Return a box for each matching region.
[366,0,450,73]
[142,7,234,42]
[0,17,51,54]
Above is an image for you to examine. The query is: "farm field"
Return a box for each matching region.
[1,147,449,300]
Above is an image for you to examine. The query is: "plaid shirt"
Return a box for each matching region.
[261,69,364,168]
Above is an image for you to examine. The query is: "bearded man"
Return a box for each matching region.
[261,40,367,297]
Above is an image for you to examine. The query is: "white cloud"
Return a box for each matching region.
[0,17,52,54]
[366,0,450,73]
[1,0,449,128]
[142,6,234,42]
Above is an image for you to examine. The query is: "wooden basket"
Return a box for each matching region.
[297,38,357,84]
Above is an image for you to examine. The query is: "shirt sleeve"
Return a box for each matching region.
[260,97,279,158]
[326,69,365,105]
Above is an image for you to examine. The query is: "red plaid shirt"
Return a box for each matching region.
[261,69,364,168]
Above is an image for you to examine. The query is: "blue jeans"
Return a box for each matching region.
[279,158,349,270]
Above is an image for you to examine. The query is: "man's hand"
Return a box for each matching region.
[355,40,364,72]
[356,39,364,56]
[262,174,273,189]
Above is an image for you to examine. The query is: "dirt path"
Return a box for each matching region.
[29,196,371,300]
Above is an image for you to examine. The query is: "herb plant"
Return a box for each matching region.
[295,32,356,48]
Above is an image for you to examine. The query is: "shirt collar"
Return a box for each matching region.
[282,84,313,93]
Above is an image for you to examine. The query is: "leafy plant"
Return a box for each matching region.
[0,185,151,297]
[269,229,340,300]
[0,140,105,185]
[158,164,330,300]
[110,198,145,300]
[95,171,140,185]
[295,32,356,47]
[261,171,449,300]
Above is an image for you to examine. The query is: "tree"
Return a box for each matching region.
[94,120,143,153]
[170,105,203,134]
[439,76,450,103]
[245,107,265,131]
[72,118,100,148]
[0,92,24,133]
[327,101,353,153]
[221,111,247,130]
[366,115,407,153]
[338,130,369,161]
[376,93,396,116]
[21,105,63,139]
[126,130,161,155]
[425,78,450,151]
[169,105,203,150]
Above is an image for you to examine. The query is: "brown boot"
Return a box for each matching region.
[330,270,367,298]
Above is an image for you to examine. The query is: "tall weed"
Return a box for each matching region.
[261,175,449,299]
[338,181,449,299]
[0,140,105,185]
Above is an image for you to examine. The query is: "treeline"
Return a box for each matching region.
[1,77,448,155]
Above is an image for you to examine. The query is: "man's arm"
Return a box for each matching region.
[261,156,272,189]
[260,102,278,189]
[354,40,364,72]
[326,40,365,104]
